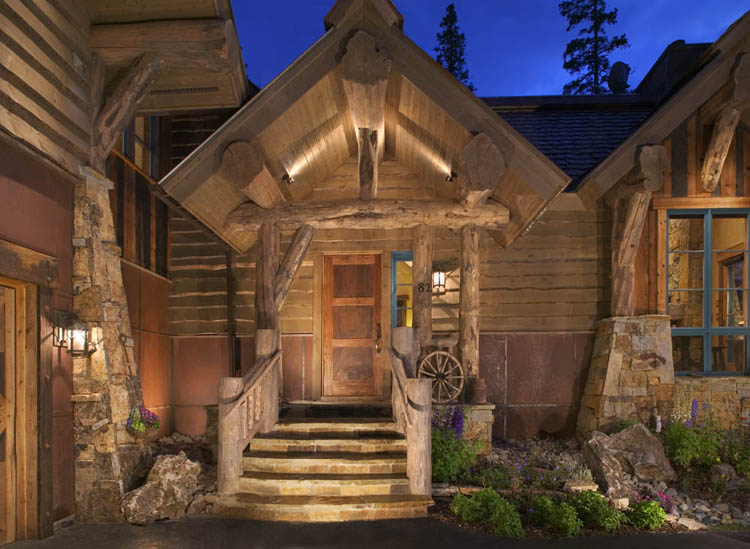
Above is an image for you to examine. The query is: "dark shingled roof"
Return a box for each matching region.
[482,95,656,191]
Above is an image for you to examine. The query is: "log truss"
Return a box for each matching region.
[701,54,750,192]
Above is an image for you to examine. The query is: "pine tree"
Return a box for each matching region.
[435,4,475,92]
[559,0,629,95]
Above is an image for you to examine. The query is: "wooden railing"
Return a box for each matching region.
[390,327,432,496]
[217,330,281,494]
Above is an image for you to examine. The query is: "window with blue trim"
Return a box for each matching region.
[391,251,413,328]
[668,209,750,374]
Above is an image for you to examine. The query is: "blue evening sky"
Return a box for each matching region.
[233,1,748,97]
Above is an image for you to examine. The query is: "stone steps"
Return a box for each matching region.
[208,493,432,522]
[243,450,408,474]
[238,472,410,496]
[250,431,407,454]
[212,413,432,522]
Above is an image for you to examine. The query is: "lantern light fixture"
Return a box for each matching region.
[282,173,295,185]
[432,270,446,295]
[445,171,456,183]
[52,311,97,357]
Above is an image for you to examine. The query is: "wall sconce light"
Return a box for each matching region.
[53,311,97,357]
[432,270,447,295]
[445,171,457,183]
[282,173,295,185]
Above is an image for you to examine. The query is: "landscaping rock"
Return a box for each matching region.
[121,452,201,525]
[607,424,676,482]
[710,463,737,484]
[583,432,627,497]
[563,479,599,493]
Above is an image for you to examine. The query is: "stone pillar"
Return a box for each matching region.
[577,315,674,436]
[71,167,148,521]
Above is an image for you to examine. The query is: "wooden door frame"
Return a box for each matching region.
[0,237,55,541]
[313,251,392,403]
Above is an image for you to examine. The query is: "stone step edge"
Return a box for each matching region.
[240,472,410,484]
[244,451,407,462]
[207,493,433,509]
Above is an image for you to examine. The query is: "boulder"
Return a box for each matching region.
[121,452,201,525]
[710,463,737,484]
[583,431,628,498]
[583,424,675,498]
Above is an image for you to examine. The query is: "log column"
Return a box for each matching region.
[459,225,480,379]
[255,223,280,354]
[412,224,433,355]
[217,377,243,494]
[406,378,432,496]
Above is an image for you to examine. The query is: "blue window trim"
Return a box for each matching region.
[667,208,750,376]
[391,251,413,328]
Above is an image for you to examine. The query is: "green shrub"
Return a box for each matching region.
[723,427,750,476]
[665,421,721,469]
[472,466,515,490]
[528,495,556,527]
[609,418,638,434]
[529,495,582,537]
[489,498,524,539]
[450,489,523,539]
[432,427,477,483]
[627,500,666,530]
[568,490,625,532]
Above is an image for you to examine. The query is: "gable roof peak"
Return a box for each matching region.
[324,0,404,32]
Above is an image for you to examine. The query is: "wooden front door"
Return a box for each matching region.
[323,254,383,398]
[0,286,15,546]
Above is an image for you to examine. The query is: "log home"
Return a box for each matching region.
[0,0,749,537]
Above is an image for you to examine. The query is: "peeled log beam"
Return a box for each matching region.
[275,224,315,308]
[611,191,652,316]
[455,133,506,208]
[91,53,164,171]
[226,199,509,232]
[217,141,286,208]
[90,19,237,71]
[459,225,480,378]
[405,378,432,496]
[604,145,667,206]
[702,54,750,193]
[341,31,392,199]
[412,224,433,354]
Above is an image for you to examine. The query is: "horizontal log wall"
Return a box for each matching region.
[0,0,91,176]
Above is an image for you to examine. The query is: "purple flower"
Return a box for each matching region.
[686,398,699,427]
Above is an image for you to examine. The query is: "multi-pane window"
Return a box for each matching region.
[391,251,413,328]
[668,209,750,374]
[123,116,158,177]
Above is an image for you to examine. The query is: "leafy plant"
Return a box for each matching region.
[723,425,750,476]
[665,419,721,469]
[632,490,674,514]
[555,454,594,482]
[627,500,666,530]
[528,495,582,537]
[472,466,516,490]
[450,489,524,538]
[568,490,624,532]
[432,426,477,483]
[609,418,638,434]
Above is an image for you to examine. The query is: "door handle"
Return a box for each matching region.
[375,323,382,355]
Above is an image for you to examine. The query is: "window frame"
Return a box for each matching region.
[391,251,413,329]
[667,208,750,375]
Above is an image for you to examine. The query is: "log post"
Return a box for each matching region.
[412,224,433,355]
[340,31,392,200]
[702,54,750,192]
[406,378,432,496]
[390,327,415,434]
[609,145,666,316]
[459,225,480,379]
[217,376,244,494]
[256,329,279,433]
[255,223,280,353]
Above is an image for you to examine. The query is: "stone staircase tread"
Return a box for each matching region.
[214,493,433,508]
[240,472,409,482]
[277,418,395,424]
[259,431,404,441]
[244,451,406,461]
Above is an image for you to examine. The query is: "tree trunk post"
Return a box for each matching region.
[217,376,244,494]
[459,225,480,379]
[413,224,433,356]
[406,378,432,496]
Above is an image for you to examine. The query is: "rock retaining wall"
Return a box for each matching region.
[71,168,148,521]
[674,377,750,428]
[435,403,495,455]
[578,316,674,435]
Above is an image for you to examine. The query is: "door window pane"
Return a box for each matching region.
[669,216,704,251]
[712,215,747,251]
[710,335,746,373]
[668,291,703,327]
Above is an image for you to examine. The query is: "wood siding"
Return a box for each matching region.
[0,1,91,176]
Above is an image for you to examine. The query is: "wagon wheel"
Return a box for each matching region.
[417,351,465,404]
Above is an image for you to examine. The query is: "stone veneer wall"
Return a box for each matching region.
[674,377,750,428]
[71,168,148,521]
[434,404,495,455]
[578,316,674,435]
